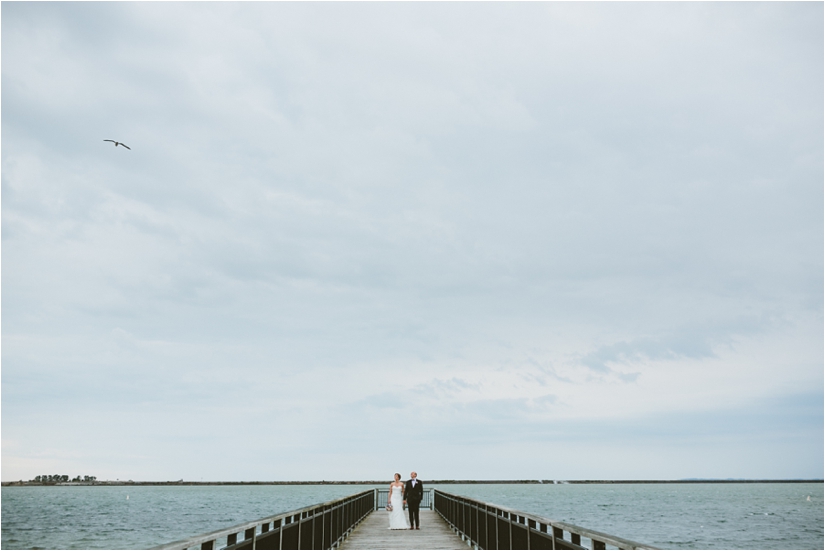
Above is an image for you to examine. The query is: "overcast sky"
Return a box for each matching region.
[2,2,822,482]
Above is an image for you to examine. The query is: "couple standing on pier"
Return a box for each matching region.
[387,471,424,530]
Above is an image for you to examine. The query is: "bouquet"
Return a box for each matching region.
[386,504,393,512]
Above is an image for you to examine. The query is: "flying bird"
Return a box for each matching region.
[104,139,131,150]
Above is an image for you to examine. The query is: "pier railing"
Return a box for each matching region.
[375,488,434,510]
[433,490,658,550]
[152,490,374,550]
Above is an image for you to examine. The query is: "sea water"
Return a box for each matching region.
[1,483,822,549]
[436,483,823,550]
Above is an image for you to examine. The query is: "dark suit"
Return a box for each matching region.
[404,478,424,528]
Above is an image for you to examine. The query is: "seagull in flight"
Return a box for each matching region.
[104,139,131,150]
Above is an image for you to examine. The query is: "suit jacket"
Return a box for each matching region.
[404,478,424,505]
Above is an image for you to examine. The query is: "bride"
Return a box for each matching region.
[387,473,410,530]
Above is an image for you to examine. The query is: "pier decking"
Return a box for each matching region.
[339,510,466,550]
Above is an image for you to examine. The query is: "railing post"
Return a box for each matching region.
[494,507,499,550]
[553,526,563,549]
[475,501,480,548]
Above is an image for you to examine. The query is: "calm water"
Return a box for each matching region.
[1,483,822,549]
[437,483,823,550]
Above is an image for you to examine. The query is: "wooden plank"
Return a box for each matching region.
[339,510,468,550]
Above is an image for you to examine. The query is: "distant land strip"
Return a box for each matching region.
[3,478,823,486]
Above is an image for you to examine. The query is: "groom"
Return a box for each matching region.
[403,471,423,530]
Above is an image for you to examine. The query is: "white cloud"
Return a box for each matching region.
[2,1,822,481]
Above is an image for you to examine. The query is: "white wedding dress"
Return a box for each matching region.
[388,485,410,529]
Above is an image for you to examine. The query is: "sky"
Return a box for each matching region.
[2,2,822,482]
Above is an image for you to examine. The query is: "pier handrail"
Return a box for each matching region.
[434,489,658,550]
[375,488,434,510]
[152,489,374,550]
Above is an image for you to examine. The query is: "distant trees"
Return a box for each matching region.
[31,474,96,484]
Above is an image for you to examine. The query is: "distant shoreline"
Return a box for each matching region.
[3,478,823,487]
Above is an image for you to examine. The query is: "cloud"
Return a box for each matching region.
[580,336,717,374]
[2,2,822,481]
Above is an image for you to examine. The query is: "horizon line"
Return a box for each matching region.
[4,478,823,486]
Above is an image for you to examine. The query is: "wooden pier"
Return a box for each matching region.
[339,510,466,550]
[153,488,657,550]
